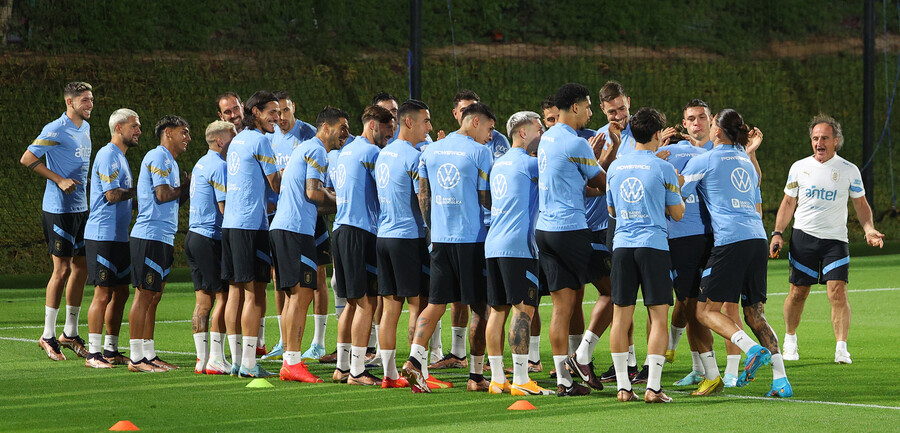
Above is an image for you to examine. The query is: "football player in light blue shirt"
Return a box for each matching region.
[270,107,344,382]
[20,82,94,360]
[374,99,434,386]
[482,111,554,394]
[597,81,636,157]
[681,108,789,396]
[221,91,282,378]
[216,91,245,133]
[186,120,236,375]
[128,115,191,372]
[83,109,140,368]
[331,105,394,384]
[402,102,494,393]
[535,83,614,395]
[678,99,715,151]
[605,107,684,402]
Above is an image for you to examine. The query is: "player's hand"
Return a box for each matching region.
[56,178,81,194]
[769,235,783,258]
[746,127,763,154]
[437,130,446,140]
[865,229,885,248]
[588,132,608,159]
[656,150,671,160]
[659,127,677,147]
[608,121,624,145]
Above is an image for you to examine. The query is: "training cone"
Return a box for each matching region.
[246,378,274,388]
[109,420,140,431]
[507,400,536,411]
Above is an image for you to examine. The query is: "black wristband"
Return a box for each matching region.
[771,231,782,238]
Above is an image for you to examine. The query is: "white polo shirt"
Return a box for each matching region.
[784,154,865,242]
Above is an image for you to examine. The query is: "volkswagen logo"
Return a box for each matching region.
[376,163,390,188]
[730,167,752,193]
[228,152,240,175]
[619,177,644,203]
[436,163,461,189]
[538,149,547,173]
[334,164,347,189]
[491,174,508,199]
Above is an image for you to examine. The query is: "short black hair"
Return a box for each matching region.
[682,98,709,115]
[216,91,242,112]
[155,115,190,139]
[273,90,291,101]
[540,95,556,111]
[242,90,278,130]
[599,81,626,103]
[371,92,397,106]
[554,83,590,111]
[453,89,480,107]
[629,107,666,144]
[397,99,430,124]
[361,105,395,125]
[64,82,92,98]
[460,102,496,123]
[315,106,349,129]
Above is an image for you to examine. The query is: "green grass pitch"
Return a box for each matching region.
[1,253,899,432]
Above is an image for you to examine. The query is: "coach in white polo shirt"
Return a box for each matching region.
[770,114,885,365]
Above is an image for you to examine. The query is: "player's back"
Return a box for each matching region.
[658,142,710,239]
[333,135,381,234]
[607,150,680,250]
[188,150,227,240]
[375,139,425,239]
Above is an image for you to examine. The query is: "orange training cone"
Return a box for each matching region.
[109,420,140,430]
[507,400,536,411]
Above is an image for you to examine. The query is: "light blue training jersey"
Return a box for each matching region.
[675,139,714,151]
[681,144,765,247]
[576,127,609,232]
[597,122,636,157]
[536,123,602,232]
[188,150,227,240]
[270,137,328,236]
[485,147,539,259]
[606,149,683,250]
[222,128,277,231]
[131,146,181,245]
[375,139,426,239]
[85,143,133,242]
[418,133,491,243]
[27,113,92,213]
[333,135,381,234]
[657,142,711,239]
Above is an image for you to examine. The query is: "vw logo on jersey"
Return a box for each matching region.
[228,152,240,175]
[189,175,196,198]
[436,163,461,189]
[619,177,644,203]
[491,174,508,199]
[730,167,752,193]
[493,143,509,158]
[538,149,547,173]
[334,164,347,189]
[376,163,390,188]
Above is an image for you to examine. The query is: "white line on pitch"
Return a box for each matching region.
[1,287,898,331]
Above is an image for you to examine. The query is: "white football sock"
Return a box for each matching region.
[575,330,600,364]
[725,354,741,377]
[730,330,757,353]
[143,339,156,360]
[63,305,80,337]
[627,345,637,367]
[700,351,720,381]
[410,343,429,377]
[771,353,787,379]
[512,353,529,385]
[284,351,301,366]
[470,354,484,376]
[241,336,258,370]
[350,345,366,376]
[257,321,266,347]
[690,351,705,375]
[380,349,398,379]
[227,334,242,366]
[646,354,665,392]
[568,334,582,355]
[193,332,209,364]
[88,333,102,354]
[450,326,466,358]
[784,333,797,346]
[42,306,58,340]
[276,315,283,344]
[430,320,443,352]
[129,339,143,363]
[611,352,630,392]
[367,323,377,348]
[554,355,572,387]
[312,315,327,347]
[336,343,351,371]
[209,332,225,361]
[488,355,505,384]
[668,325,685,351]
[528,335,541,363]
[103,334,118,353]
[836,340,848,352]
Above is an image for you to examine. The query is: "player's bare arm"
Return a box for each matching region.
[20,150,81,194]
[770,194,798,257]
[851,196,885,248]
[418,177,432,228]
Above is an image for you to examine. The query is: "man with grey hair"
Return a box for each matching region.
[483,111,554,396]
[187,120,237,375]
[770,114,885,365]
[83,108,140,368]
[21,81,94,361]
